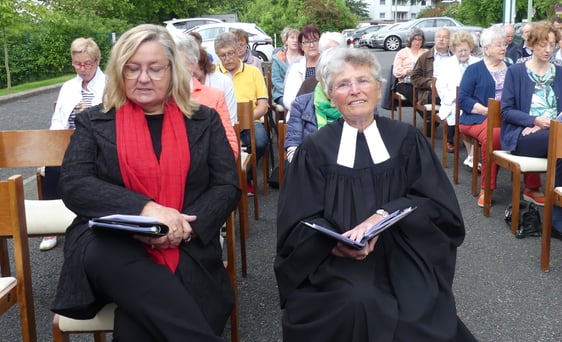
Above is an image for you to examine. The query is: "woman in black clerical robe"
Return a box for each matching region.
[274,48,476,342]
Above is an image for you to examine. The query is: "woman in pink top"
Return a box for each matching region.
[392,28,428,106]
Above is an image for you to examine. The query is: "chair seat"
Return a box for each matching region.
[0,277,16,296]
[57,303,117,332]
[24,199,75,235]
[240,151,250,169]
[394,92,407,100]
[492,151,548,172]
[273,104,285,113]
[423,104,440,111]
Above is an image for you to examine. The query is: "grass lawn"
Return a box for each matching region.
[0,75,74,97]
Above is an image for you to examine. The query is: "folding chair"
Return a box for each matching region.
[0,175,37,342]
[483,99,547,234]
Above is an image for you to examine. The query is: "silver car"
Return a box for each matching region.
[371,17,482,51]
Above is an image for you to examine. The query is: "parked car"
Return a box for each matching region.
[186,22,274,62]
[371,17,483,51]
[366,23,400,48]
[350,25,382,48]
[342,29,355,46]
[164,17,223,32]
[359,25,388,48]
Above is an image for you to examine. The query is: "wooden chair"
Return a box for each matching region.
[52,211,241,342]
[483,99,548,234]
[0,175,37,342]
[277,120,288,188]
[237,100,267,204]
[453,86,480,196]
[540,120,562,272]
[234,122,251,277]
[0,129,75,276]
[262,61,285,124]
[413,78,446,167]
[388,65,412,122]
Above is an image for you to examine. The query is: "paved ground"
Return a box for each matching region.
[1,50,562,341]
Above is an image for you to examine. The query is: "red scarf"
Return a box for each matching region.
[116,99,190,272]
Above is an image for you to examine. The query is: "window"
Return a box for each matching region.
[380,0,385,4]
[380,13,386,19]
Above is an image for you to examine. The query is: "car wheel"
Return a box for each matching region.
[384,36,401,51]
[252,50,268,62]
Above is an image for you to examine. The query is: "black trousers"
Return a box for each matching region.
[83,234,224,342]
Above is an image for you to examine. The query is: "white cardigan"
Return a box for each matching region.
[282,56,308,120]
[50,68,106,129]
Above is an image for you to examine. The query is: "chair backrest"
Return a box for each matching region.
[0,129,74,168]
[545,120,562,193]
[0,175,37,342]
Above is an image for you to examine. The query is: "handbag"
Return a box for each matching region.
[504,202,542,239]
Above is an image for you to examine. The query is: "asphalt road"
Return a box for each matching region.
[1,49,562,341]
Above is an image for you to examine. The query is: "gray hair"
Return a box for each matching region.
[317,48,383,97]
[318,32,346,53]
[214,32,238,51]
[169,30,200,65]
[407,28,425,47]
[480,25,506,47]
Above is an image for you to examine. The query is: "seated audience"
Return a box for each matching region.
[501,21,562,210]
[275,47,476,341]
[272,28,302,106]
[392,27,427,106]
[51,24,240,340]
[458,25,507,207]
[42,37,106,251]
[215,32,270,194]
[171,29,238,159]
[283,25,321,117]
[232,28,263,72]
[436,30,480,156]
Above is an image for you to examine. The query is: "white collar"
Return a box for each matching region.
[336,120,390,168]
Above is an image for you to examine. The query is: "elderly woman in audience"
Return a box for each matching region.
[191,40,237,126]
[272,27,302,107]
[170,29,238,159]
[51,24,240,340]
[501,21,562,215]
[275,47,476,341]
[458,25,507,207]
[392,27,427,106]
[436,30,480,158]
[284,32,346,162]
[41,37,106,251]
[283,25,321,116]
[232,28,263,72]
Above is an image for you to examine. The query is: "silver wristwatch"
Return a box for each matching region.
[376,209,389,217]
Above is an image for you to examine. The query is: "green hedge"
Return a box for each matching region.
[1,17,129,89]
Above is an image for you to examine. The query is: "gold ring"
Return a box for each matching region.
[151,244,155,249]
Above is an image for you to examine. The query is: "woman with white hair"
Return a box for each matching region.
[276,47,476,341]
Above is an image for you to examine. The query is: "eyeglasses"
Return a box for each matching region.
[72,61,96,70]
[455,48,470,55]
[332,77,374,93]
[302,40,319,46]
[217,50,237,60]
[123,64,170,80]
[492,43,508,49]
[436,35,450,40]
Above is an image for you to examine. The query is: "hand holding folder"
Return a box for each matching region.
[89,214,169,237]
[302,207,416,249]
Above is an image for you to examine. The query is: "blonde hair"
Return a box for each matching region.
[70,37,101,61]
[103,24,197,116]
[449,30,475,51]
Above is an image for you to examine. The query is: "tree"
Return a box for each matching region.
[345,0,369,20]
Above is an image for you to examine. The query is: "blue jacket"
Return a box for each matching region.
[272,51,288,102]
[285,93,318,150]
[500,62,562,151]
[458,60,496,125]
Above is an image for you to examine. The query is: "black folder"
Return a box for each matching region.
[302,207,416,249]
[89,214,169,237]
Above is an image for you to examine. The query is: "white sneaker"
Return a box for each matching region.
[39,237,57,251]
[463,157,481,171]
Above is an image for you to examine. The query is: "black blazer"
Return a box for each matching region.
[51,103,240,327]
